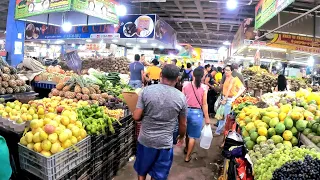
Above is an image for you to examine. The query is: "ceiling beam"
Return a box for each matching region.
[188,43,221,48]
[177,30,235,36]
[155,2,183,29]
[178,38,225,43]
[161,17,241,25]
[194,0,210,40]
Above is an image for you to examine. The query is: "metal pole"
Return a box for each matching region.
[256,4,320,41]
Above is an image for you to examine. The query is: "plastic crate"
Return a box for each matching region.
[60,159,91,180]
[91,153,115,180]
[19,136,91,180]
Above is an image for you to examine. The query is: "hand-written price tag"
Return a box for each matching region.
[64,51,82,74]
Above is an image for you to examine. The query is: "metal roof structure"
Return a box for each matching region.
[0,0,318,48]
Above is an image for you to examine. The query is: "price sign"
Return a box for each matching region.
[64,50,82,74]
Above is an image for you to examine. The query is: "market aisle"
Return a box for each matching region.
[114,120,224,180]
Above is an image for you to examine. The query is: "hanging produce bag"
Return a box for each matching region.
[64,50,82,74]
[200,125,213,149]
[215,104,225,120]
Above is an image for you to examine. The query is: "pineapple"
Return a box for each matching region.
[13,86,20,93]
[62,85,71,92]
[13,74,19,80]
[19,86,26,93]
[1,74,10,81]
[88,87,96,94]
[0,88,5,95]
[96,89,101,94]
[59,91,65,97]
[2,81,8,88]
[10,75,15,80]
[48,93,53,98]
[56,82,65,90]
[2,67,10,74]
[82,94,90,100]
[92,84,100,91]
[6,87,13,94]
[25,85,32,92]
[91,94,98,100]
[9,67,17,74]
[20,80,25,86]
[8,80,17,88]
[52,88,60,96]
[74,84,81,93]
[98,98,106,106]
[76,93,83,100]
[65,91,76,99]
[101,93,109,99]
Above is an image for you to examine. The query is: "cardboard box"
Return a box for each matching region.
[123,92,139,113]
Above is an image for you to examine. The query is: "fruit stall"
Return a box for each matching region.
[0,59,138,179]
[221,89,320,180]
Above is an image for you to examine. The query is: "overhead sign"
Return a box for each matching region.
[118,14,155,38]
[25,22,119,40]
[72,0,118,24]
[15,0,71,19]
[255,0,295,29]
[267,33,320,54]
[155,16,177,49]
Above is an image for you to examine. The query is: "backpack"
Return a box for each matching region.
[182,70,193,82]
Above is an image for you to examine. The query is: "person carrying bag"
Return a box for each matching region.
[182,68,211,162]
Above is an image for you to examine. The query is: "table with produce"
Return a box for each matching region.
[0,56,139,179]
[223,88,320,180]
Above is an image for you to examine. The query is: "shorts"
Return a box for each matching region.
[187,108,204,138]
[134,143,173,180]
[129,80,142,89]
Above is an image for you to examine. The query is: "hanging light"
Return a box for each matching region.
[62,22,72,32]
[226,0,238,10]
[223,41,231,46]
[116,5,127,16]
[308,56,314,66]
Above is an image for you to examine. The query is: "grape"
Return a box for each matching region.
[253,146,320,180]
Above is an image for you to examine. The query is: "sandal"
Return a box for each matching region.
[185,156,192,162]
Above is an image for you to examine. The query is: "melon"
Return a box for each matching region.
[275,123,286,134]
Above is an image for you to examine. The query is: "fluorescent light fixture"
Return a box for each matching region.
[126,43,132,46]
[140,39,148,43]
[71,43,75,47]
[175,45,182,50]
[31,42,34,45]
[40,41,46,43]
[136,44,140,48]
[112,39,119,43]
[223,41,231,46]
[61,22,72,32]
[159,45,164,49]
[226,0,238,10]
[56,40,65,44]
[86,39,92,42]
[248,46,287,52]
[116,5,127,17]
[308,56,314,66]
[133,46,139,51]
[151,43,157,47]
[218,46,227,53]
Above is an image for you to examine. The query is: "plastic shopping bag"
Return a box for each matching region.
[214,104,225,120]
[200,125,213,149]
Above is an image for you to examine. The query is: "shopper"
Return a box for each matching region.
[182,68,210,162]
[129,54,144,88]
[204,65,216,116]
[182,63,193,82]
[133,64,187,180]
[171,59,177,65]
[215,65,245,136]
[145,59,161,85]
[274,74,288,92]
[0,136,12,180]
[221,63,245,85]
[215,67,223,84]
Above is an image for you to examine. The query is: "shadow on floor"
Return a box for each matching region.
[114,120,224,180]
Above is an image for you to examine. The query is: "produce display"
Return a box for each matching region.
[0,59,31,95]
[51,76,110,105]
[242,67,277,92]
[238,93,320,149]
[34,65,75,83]
[252,145,320,180]
[77,104,122,135]
[82,57,130,74]
[287,78,310,92]
[18,99,88,157]
[261,91,296,106]
[17,57,45,72]
[232,96,258,109]
[272,155,320,180]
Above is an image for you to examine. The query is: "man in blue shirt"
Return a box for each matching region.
[129,54,145,88]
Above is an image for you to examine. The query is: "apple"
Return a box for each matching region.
[56,106,64,113]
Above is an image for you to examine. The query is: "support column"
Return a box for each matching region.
[5,0,26,67]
